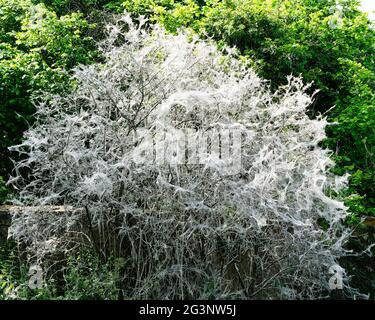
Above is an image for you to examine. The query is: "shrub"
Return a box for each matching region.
[0,176,8,203]
[8,14,366,299]
[0,242,18,299]
[0,0,97,190]
[0,243,122,300]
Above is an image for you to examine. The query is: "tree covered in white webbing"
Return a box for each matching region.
[8,14,364,299]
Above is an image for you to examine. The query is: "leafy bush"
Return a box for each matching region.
[0,243,123,300]
[8,15,367,299]
[0,242,19,299]
[56,252,124,300]
[0,0,97,196]
[32,0,124,15]
[0,176,8,203]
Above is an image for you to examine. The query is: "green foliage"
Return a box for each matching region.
[122,0,203,32]
[0,242,23,299]
[0,245,14,299]
[0,0,97,186]
[33,0,124,15]
[57,253,125,300]
[0,246,125,300]
[0,176,8,203]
